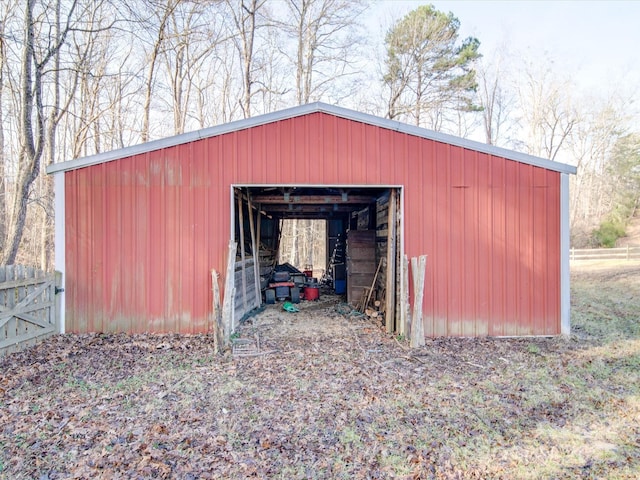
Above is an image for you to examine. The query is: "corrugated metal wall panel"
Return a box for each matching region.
[462,150,480,336]
[476,152,492,335]
[532,166,548,334]
[65,111,561,335]
[489,156,505,335]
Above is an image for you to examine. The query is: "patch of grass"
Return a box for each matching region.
[526,343,541,354]
[584,356,613,379]
[114,375,147,392]
[64,377,92,392]
[571,266,640,342]
[340,426,362,447]
[378,452,412,476]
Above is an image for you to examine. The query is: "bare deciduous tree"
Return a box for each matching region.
[226,0,267,118]
[279,219,326,272]
[476,49,515,146]
[278,0,367,105]
[0,7,9,254]
[517,60,577,161]
[2,0,77,265]
[162,1,231,134]
[567,95,634,245]
[137,0,180,142]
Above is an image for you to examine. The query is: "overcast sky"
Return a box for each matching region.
[368,0,640,96]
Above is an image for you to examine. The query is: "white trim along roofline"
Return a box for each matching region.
[46,102,578,176]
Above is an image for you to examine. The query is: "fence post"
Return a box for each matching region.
[55,271,63,334]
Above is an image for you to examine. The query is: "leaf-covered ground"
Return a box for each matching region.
[1,264,639,479]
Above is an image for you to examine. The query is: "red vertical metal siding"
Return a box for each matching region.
[65,112,561,335]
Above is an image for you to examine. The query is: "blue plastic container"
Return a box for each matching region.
[334,280,346,294]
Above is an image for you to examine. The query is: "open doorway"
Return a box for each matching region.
[231,185,403,333]
[278,219,327,279]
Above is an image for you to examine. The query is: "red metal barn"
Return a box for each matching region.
[47,103,576,337]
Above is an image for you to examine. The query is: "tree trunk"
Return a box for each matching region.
[0,29,5,254]
[141,0,177,143]
[295,0,307,105]
[3,0,41,265]
[2,0,72,265]
[239,0,259,118]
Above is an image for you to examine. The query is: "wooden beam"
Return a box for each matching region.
[252,194,377,204]
[247,191,261,308]
[0,327,55,351]
[399,254,409,337]
[263,204,362,213]
[395,195,402,337]
[410,255,426,348]
[222,241,238,342]
[211,270,223,353]
[256,202,262,257]
[237,193,248,315]
[274,212,351,220]
[385,189,397,334]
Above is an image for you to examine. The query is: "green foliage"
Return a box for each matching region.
[590,133,640,247]
[526,343,541,355]
[592,219,626,247]
[383,4,481,125]
[608,134,640,219]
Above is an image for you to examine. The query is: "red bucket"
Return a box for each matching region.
[304,286,320,301]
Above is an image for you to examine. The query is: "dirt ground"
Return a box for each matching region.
[1,270,639,479]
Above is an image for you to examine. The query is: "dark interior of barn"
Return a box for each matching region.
[232,186,402,331]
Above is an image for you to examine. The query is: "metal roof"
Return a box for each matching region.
[46,102,577,175]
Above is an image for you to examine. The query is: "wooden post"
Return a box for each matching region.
[256,202,262,270]
[385,189,397,334]
[222,241,238,342]
[247,192,261,308]
[0,267,5,349]
[18,266,28,339]
[237,193,248,314]
[211,270,223,353]
[399,254,410,337]
[394,193,402,333]
[5,266,16,345]
[410,255,426,348]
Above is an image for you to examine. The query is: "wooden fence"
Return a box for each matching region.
[570,246,640,261]
[234,258,260,323]
[0,265,61,356]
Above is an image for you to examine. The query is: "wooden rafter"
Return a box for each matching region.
[251,194,376,205]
